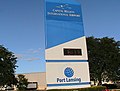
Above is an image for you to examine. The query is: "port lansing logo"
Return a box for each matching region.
[57,67,81,83]
[64,67,74,77]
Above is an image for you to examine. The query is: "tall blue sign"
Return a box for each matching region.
[45,0,90,89]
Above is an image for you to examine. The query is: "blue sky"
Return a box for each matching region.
[0,0,120,73]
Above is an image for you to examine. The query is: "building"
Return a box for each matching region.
[17,72,46,90]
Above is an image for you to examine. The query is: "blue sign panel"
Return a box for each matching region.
[45,2,84,49]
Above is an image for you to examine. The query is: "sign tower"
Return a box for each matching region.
[45,0,90,89]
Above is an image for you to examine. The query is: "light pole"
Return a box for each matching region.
[117,41,120,53]
[117,41,120,48]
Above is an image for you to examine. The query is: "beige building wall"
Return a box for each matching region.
[18,72,46,90]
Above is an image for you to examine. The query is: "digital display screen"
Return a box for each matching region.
[64,48,82,56]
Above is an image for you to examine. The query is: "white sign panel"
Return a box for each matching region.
[46,62,90,89]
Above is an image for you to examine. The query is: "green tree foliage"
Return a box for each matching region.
[17,74,28,91]
[87,37,120,85]
[0,45,18,86]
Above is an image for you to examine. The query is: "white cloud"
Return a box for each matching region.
[15,54,24,59]
[24,58,40,61]
[15,48,41,62]
[27,48,41,54]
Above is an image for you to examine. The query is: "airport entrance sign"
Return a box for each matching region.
[44,0,90,89]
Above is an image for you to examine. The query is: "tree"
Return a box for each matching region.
[87,37,120,85]
[17,74,28,91]
[0,45,18,86]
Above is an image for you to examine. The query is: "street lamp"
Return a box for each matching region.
[117,41,120,47]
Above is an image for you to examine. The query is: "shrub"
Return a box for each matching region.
[102,84,117,89]
[48,86,106,91]
[115,82,120,89]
